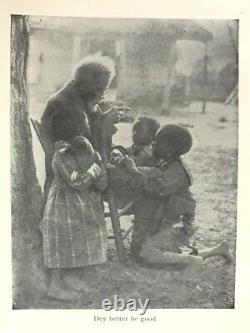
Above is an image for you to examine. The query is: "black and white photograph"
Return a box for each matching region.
[10,15,238,311]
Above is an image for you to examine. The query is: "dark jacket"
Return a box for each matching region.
[131,157,196,256]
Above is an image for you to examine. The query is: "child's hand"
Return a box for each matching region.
[71,170,79,182]
[123,156,139,173]
[87,163,102,179]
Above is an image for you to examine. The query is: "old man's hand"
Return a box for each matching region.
[103,107,123,124]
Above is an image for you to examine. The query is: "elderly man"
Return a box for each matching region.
[41,55,120,198]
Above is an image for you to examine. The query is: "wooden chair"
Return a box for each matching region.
[30,117,134,261]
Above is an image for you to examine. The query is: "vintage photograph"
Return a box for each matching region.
[11,15,238,309]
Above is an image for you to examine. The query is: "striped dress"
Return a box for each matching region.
[40,147,107,269]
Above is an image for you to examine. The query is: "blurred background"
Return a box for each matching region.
[28,17,238,114]
[27,17,238,188]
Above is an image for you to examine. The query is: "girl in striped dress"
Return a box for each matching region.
[41,136,107,301]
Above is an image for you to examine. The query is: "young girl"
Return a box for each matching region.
[124,125,233,266]
[40,136,107,301]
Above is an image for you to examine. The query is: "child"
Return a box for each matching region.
[124,125,233,266]
[126,116,160,166]
[40,136,108,301]
[107,116,160,208]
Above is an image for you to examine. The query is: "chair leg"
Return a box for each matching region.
[106,188,126,262]
[104,200,134,218]
[122,225,134,240]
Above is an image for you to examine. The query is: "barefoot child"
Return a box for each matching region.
[40,136,108,301]
[124,124,233,265]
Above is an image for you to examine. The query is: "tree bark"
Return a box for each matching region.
[11,15,47,308]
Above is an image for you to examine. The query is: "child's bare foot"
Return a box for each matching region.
[181,255,203,279]
[216,241,234,264]
[187,255,203,266]
[47,284,81,302]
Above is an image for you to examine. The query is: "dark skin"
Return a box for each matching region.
[75,83,122,123]
[123,137,174,173]
[132,122,156,147]
[70,137,95,169]
[152,138,174,160]
[123,139,234,266]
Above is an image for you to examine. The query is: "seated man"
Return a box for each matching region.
[40,55,119,199]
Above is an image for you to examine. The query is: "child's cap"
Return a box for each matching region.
[156,124,193,156]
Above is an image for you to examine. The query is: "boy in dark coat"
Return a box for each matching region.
[124,125,233,266]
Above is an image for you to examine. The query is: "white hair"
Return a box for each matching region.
[72,54,116,83]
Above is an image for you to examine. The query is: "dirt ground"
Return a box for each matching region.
[29,101,237,309]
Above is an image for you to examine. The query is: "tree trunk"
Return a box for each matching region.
[11,15,47,308]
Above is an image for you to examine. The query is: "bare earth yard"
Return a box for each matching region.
[29,101,237,309]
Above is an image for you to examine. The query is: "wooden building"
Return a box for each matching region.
[29,17,212,114]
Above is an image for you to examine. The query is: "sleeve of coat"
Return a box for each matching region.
[42,99,79,142]
[91,107,118,158]
[93,164,108,192]
[142,162,189,197]
[50,105,79,142]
